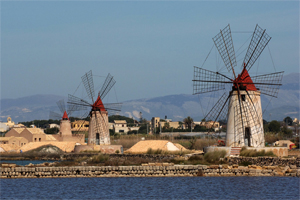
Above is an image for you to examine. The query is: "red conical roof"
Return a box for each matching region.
[62,111,69,120]
[92,96,106,111]
[233,68,257,91]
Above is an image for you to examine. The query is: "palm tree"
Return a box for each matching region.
[183,116,194,130]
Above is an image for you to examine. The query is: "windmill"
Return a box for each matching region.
[49,99,73,137]
[193,24,284,148]
[68,70,121,145]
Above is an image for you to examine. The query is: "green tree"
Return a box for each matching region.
[281,126,293,137]
[268,120,281,133]
[44,127,59,134]
[183,116,194,130]
[283,116,293,126]
[193,125,207,132]
[178,121,183,129]
[163,122,170,131]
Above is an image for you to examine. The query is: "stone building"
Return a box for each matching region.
[6,128,48,142]
[0,136,28,146]
[71,120,89,132]
[194,121,220,129]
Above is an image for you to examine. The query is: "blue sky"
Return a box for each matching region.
[1,1,299,102]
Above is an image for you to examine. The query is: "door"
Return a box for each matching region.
[96,133,100,145]
[245,127,251,147]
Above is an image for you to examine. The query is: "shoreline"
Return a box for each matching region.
[1,164,299,179]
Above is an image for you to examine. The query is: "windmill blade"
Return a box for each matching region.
[193,66,230,95]
[104,103,122,116]
[49,111,62,120]
[213,24,237,74]
[67,94,91,111]
[99,73,116,100]
[242,24,271,72]
[56,99,66,114]
[67,104,76,116]
[204,92,230,123]
[251,71,284,97]
[82,70,95,102]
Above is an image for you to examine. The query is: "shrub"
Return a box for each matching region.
[88,154,109,164]
[239,161,252,166]
[146,148,154,154]
[240,148,276,157]
[204,150,226,164]
[146,148,162,154]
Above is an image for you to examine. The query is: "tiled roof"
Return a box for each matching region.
[26,128,45,135]
[114,120,127,124]
[46,135,57,141]
[13,128,25,134]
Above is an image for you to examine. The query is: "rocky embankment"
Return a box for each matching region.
[226,156,300,166]
[1,163,299,179]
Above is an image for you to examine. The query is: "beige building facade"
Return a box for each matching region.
[0,136,28,146]
[71,120,89,132]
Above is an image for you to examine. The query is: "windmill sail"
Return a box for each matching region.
[213,24,237,74]
[104,103,122,116]
[99,73,116,99]
[204,92,230,123]
[242,24,271,72]
[82,70,95,102]
[251,71,284,97]
[49,111,62,120]
[193,67,227,94]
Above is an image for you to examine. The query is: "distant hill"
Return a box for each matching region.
[1,73,299,123]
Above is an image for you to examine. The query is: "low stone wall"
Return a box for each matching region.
[1,164,299,179]
[62,153,177,162]
[226,157,300,167]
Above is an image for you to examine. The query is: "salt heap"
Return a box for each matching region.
[126,140,186,153]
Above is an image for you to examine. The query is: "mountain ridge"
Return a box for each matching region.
[1,73,299,123]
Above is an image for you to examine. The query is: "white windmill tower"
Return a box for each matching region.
[68,70,122,145]
[49,99,73,137]
[193,24,284,148]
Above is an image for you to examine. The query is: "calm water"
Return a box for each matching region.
[0,160,57,166]
[1,176,299,199]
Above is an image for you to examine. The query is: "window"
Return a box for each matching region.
[122,124,124,127]
[241,95,246,101]
[34,138,37,142]
[39,138,41,142]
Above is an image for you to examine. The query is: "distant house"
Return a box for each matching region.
[71,120,89,131]
[0,136,28,146]
[114,120,128,133]
[5,128,53,143]
[48,124,60,129]
[150,117,180,134]
[0,117,17,132]
[194,121,220,129]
